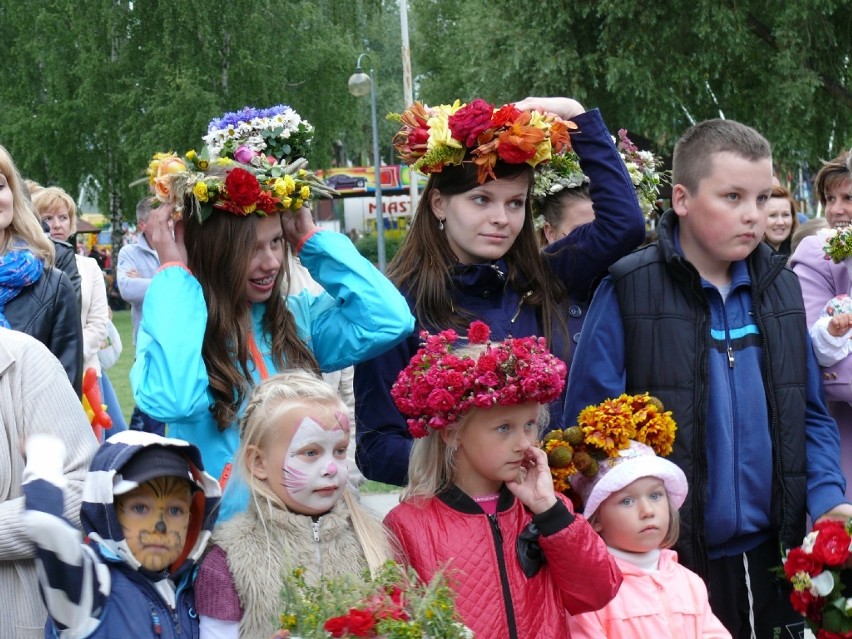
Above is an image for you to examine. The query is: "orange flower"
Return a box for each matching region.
[496,115,546,165]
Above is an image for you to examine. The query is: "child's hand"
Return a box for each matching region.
[281,206,318,249]
[505,447,557,515]
[514,97,585,120]
[148,203,187,266]
[828,313,852,337]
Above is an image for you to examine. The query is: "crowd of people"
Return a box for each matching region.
[1,95,851,639]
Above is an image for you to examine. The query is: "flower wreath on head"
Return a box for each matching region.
[203,104,314,165]
[391,320,567,438]
[388,98,577,184]
[541,394,677,494]
[142,106,336,224]
[532,128,668,224]
[778,519,852,637]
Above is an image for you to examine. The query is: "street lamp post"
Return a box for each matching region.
[348,53,386,272]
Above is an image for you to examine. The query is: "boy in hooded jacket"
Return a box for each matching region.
[22,430,221,638]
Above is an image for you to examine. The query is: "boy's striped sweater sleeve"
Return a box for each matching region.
[22,436,109,638]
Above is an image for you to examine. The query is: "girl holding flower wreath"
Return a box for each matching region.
[130,105,414,521]
[355,96,646,486]
[384,321,621,639]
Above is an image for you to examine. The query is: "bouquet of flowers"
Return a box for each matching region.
[541,393,677,494]
[779,519,852,637]
[388,98,576,184]
[822,227,852,264]
[279,561,473,639]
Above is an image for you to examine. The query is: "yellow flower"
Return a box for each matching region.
[274,177,295,197]
[185,149,198,161]
[299,185,311,200]
[280,196,292,209]
[193,181,209,202]
[198,159,209,170]
[427,100,464,150]
[293,198,304,209]
[298,169,307,178]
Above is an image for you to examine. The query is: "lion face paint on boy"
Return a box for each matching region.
[115,476,193,572]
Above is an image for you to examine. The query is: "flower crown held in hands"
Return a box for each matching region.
[388,98,576,184]
[532,129,668,219]
[822,227,852,263]
[391,320,567,438]
[779,519,852,635]
[541,393,677,493]
[144,150,337,224]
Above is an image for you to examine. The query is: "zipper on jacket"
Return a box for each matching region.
[312,519,323,571]
[510,291,533,323]
[487,514,518,639]
[491,263,506,279]
[727,346,735,368]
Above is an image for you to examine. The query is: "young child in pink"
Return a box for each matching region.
[384,321,621,639]
[568,442,730,639]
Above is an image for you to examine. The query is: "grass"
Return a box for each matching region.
[106,309,399,494]
[107,310,136,423]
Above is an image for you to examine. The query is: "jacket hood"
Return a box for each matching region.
[80,430,221,578]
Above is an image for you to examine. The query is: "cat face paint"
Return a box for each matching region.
[115,477,193,572]
[278,412,349,515]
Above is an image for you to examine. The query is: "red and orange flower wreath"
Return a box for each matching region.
[780,519,852,637]
[389,98,576,184]
[391,320,567,438]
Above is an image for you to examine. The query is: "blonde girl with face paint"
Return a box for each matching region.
[195,370,395,639]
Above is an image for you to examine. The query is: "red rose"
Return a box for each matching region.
[448,98,495,147]
[224,167,262,207]
[323,615,348,638]
[408,126,430,147]
[783,547,823,579]
[323,608,376,638]
[467,320,491,344]
[812,522,852,566]
[491,104,523,128]
[790,588,824,619]
[426,388,455,412]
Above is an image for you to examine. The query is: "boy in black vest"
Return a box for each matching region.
[564,118,852,639]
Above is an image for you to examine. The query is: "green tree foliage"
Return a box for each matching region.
[0,0,395,238]
[408,0,851,173]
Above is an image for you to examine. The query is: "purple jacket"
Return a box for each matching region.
[790,234,852,403]
[790,233,852,499]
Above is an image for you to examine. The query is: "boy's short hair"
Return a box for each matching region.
[673,119,771,192]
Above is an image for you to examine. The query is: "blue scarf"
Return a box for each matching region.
[0,245,44,328]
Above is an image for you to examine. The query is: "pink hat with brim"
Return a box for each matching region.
[573,441,688,520]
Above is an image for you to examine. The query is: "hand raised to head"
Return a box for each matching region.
[148,203,187,266]
[281,206,318,250]
[514,97,585,121]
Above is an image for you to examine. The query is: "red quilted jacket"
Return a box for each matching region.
[384,485,622,639]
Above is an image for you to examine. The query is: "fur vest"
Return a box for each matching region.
[213,498,368,639]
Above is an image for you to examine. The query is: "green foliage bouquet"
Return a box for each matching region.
[279,561,473,639]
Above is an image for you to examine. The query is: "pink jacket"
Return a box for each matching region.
[385,486,621,639]
[568,550,731,639]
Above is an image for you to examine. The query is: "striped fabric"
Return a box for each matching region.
[23,430,221,638]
